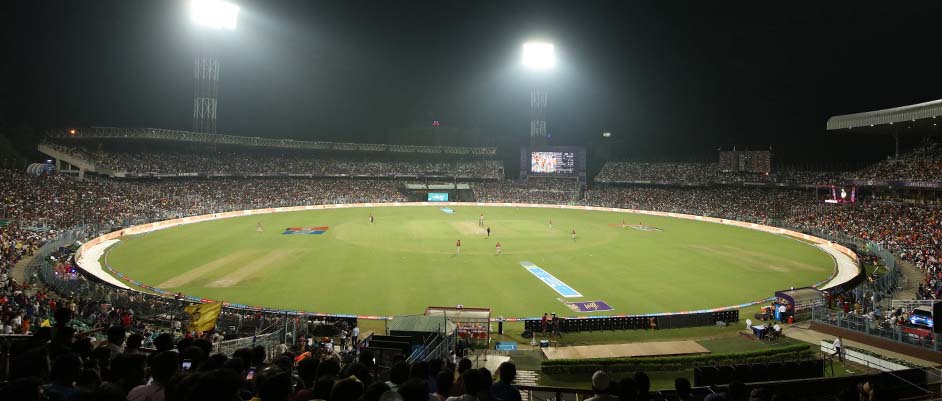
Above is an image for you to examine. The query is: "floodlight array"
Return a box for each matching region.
[522,42,556,70]
[190,0,240,30]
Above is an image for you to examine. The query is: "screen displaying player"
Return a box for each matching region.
[824,186,856,204]
[530,152,576,174]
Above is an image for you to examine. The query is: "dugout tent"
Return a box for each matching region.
[425,306,491,346]
[388,315,456,343]
[775,288,825,311]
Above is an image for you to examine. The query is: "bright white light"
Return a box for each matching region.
[190,0,240,30]
[522,42,556,70]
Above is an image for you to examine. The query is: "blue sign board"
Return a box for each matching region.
[428,192,449,202]
[495,342,518,351]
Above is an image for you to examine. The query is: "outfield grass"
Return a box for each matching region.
[104,205,833,317]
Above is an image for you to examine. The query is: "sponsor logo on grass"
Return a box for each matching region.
[282,226,329,235]
[565,300,614,313]
[440,208,456,214]
[520,261,582,298]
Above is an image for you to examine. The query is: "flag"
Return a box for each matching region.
[184,302,222,333]
[40,319,51,328]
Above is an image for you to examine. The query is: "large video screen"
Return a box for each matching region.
[824,186,856,204]
[910,312,934,329]
[530,152,576,174]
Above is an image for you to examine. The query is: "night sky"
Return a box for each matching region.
[7,1,942,165]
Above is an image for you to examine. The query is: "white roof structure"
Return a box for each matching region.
[827,99,942,130]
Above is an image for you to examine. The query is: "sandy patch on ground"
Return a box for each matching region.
[157,251,253,288]
[204,250,296,288]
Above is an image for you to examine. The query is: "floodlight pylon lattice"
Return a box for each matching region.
[189,0,238,134]
[193,52,220,134]
[530,88,548,147]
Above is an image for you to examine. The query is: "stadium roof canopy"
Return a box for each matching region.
[388,315,456,334]
[827,99,942,134]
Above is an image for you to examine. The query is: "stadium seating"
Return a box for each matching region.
[693,359,824,386]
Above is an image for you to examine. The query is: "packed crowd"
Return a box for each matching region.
[0,169,408,228]
[849,143,942,181]
[598,142,942,187]
[0,325,892,401]
[594,162,727,184]
[594,162,842,186]
[45,142,503,179]
[473,178,582,204]
[787,202,942,279]
[583,186,815,222]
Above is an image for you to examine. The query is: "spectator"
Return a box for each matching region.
[491,362,521,401]
[446,368,484,401]
[617,377,637,401]
[43,353,83,401]
[434,370,455,401]
[633,372,650,401]
[674,378,692,401]
[585,370,617,401]
[128,351,177,401]
[363,382,392,401]
[100,326,126,357]
[331,376,365,401]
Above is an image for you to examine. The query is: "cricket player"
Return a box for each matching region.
[495,242,502,255]
[456,239,461,255]
[571,229,576,241]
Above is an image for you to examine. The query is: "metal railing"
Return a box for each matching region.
[892,300,937,310]
[811,306,940,351]
[213,328,285,359]
[406,334,453,363]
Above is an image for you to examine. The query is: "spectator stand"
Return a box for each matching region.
[386,314,456,363]
[693,359,825,387]
[362,334,414,371]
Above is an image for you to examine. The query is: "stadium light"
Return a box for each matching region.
[190,0,240,30]
[522,42,556,70]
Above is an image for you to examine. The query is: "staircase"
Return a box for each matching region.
[514,370,540,401]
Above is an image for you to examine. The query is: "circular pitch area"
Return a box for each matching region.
[104,206,834,317]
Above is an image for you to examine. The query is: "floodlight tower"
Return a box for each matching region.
[522,42,555,147]
[189,0,239,134]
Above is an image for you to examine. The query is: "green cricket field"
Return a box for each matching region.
[103,205,833,317]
